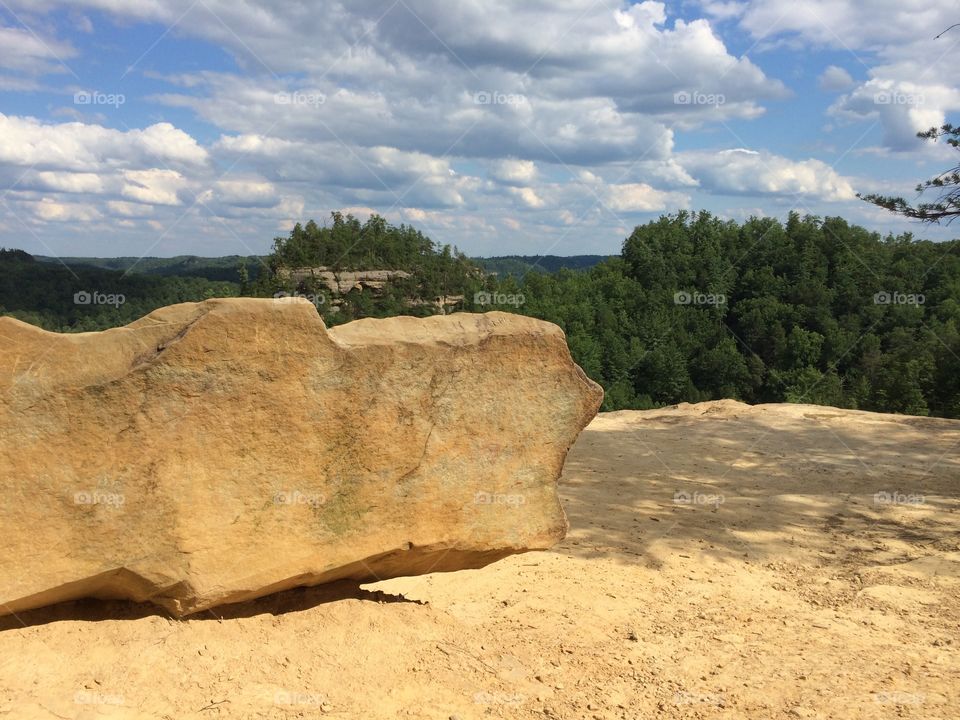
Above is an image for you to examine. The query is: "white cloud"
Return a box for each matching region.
[739,0,955,50]
[491,159,537,186]
[206,179,279,208]
[81,0,783,164]
[3,0,947,253]
[830,79,960,151]
[32,171,105,194]
[133,123,209,167]
[510,187,546,209]
[0,25,75,74]
[699,1,747,21]
[737,1,959,152]
[121,169,188,206]
[818,65,855,92]
[214,133,472,208]
[681,149,856,201]
[605,183,690,212]
[106,200,155,218]
[30,198,102,222]
[0,114,208,171]
[631,159,701,188]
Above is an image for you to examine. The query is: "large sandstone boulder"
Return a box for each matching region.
[0,299,601,617]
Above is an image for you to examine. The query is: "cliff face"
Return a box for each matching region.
[277,266,464,312]
[283,266,412,294]
[0,298,602,616]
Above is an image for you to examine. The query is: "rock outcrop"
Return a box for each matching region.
[0,299,602,617]
[283,266,412,294]
[278,267,463,313]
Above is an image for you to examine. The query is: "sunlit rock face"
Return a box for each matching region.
[0,298,602,616]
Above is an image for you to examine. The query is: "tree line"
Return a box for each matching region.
[514,211,959,417]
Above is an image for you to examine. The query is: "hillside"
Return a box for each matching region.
[1,402,957,719]
[33,253,609,280]
[34,254,265,282]
[0,249,239,332]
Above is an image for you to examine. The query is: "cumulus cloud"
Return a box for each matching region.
[738,0,954,49]
[829,79,960,151]
[491,159,538,186]
[214,133,470,208]
[106,200,155,218]
[121,169,188,206]
[3,0,938,253]
[737,1,958,152]
[30,197,102,222]
[680,149,856,201]
[0,25,75,74]
[510,187,546,209]
[699,1,747,21]
[31,171,105,194]
[0,114,209,171]
[201,179,279,209]
[12,0,784,166]
[605,183,691,212]
[818,65,855,92]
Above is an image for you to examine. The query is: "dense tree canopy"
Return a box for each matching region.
[514,211,960,417]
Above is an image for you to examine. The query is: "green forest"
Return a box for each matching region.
[3,209,959,417]
[519,211,960,417]
[0,249,240,331]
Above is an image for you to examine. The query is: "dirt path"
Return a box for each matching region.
[2,401,958,719]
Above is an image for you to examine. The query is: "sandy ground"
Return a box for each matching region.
[1,400,959,720]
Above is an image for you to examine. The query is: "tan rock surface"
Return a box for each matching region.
[0,298,602,617]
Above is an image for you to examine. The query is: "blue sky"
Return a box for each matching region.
[0,0,957,258]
